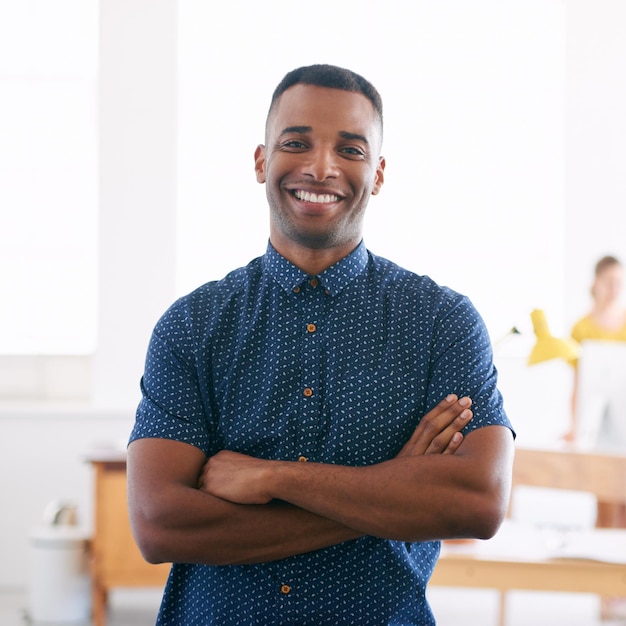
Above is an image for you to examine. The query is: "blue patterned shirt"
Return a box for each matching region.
[129,240,512,625]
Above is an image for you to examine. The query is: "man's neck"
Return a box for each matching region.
[270,239,360,275]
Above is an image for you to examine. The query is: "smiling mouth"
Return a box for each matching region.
[293,189,340,204]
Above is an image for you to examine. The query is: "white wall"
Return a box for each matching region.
[0,0,179,588]
[1,0,625,588]
[93,0,178,411]
[564,0,626,327]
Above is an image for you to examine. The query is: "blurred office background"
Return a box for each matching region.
[1,0,625,623]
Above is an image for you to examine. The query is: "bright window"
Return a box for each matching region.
[0,1,98,354]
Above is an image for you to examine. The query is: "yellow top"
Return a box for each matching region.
[571,315,626,344]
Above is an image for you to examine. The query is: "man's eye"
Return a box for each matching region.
[282,140,307,150]
[341,146,366,157]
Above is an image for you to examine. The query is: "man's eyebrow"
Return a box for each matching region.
[339,130,369,145]
[279,126,312,136]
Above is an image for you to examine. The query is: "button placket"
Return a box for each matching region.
[296,285,326,457]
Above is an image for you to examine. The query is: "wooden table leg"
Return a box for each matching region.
[498,590,507,626]
[92,581,107,626]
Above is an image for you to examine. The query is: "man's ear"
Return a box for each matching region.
[371,156,385,195]
[254,145,266,184]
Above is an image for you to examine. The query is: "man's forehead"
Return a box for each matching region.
[269,84,382,140]
[275,84,375,113]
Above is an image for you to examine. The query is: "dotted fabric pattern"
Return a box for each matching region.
[130,240,513,625]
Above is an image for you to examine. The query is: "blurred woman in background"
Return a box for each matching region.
[571,255,626,345]
[569,254,626,503]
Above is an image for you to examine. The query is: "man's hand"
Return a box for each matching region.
[198,450,275,504]
[396,394,472,458]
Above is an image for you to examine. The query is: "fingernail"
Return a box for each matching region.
[459,397,471,407]
[446,394,456,402]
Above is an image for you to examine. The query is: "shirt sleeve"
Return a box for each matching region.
[428,292,515,437]
[128,297,214,454]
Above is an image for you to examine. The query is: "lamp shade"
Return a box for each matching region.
[527,309,581,366]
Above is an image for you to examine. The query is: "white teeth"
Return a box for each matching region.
[294,190,339,204]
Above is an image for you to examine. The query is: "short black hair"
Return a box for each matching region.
[267,64,383,133]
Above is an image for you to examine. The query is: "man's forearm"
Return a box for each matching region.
[133,484,361,566]
[270,456,483,540]
[128,438,361,567]
[272,427,513,541]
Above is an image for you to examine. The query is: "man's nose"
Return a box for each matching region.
[302,147,340,181]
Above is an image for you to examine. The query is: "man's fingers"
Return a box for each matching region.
[423,409,472,454]
[441,431,464,455]
[397,395,473,457]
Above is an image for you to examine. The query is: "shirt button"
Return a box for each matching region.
[280,584,291,594]
[303,387,313,397]
[309,278,319,288]
[306,323,317,333]
[298,455,308,462]
[324,289,330,295]
[293,286,301,294]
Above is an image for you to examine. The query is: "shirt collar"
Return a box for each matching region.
[263,240,369,296]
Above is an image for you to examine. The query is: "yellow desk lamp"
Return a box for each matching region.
[527,308,581,366]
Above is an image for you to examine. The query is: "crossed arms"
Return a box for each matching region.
[127,394,514,566]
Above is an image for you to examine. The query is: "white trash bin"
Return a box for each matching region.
[29,503,91,624]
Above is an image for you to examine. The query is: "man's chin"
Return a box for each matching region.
[289,230,344,250]
[271,212,363,252]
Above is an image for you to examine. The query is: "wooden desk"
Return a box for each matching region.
[432,548,626,596]
[431,445,626,625]
[432,518,626,594]
[509,445,626,505]
[432,522,626,625]
[87,453,169,626]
